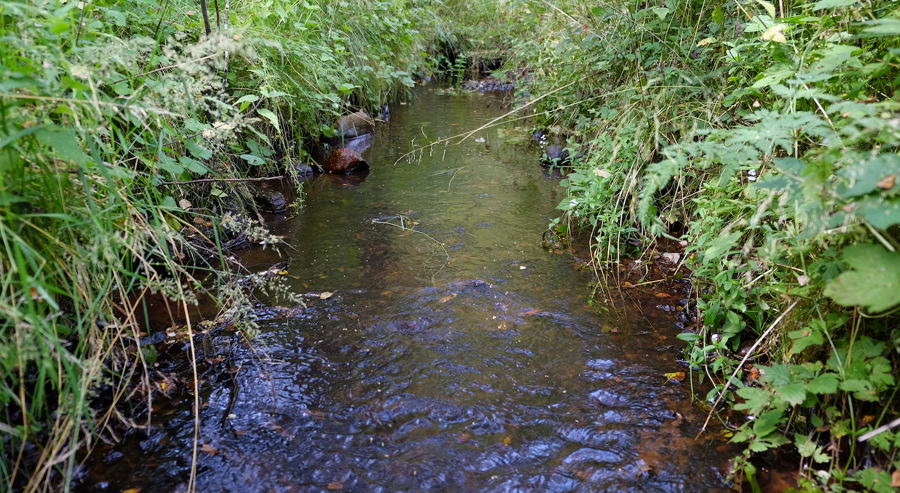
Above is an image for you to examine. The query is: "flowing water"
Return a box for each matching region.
[80,86,733,492]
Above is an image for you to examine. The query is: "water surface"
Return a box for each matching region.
[81,86,732,492]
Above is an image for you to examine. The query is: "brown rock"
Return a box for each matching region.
[334,110,374,139]
[324,147,369,174]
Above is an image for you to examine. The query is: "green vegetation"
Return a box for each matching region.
[0,0,476,490]
[504,0,900,489]
[4,0,899,489]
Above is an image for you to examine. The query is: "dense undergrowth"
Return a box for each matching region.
[5,0,899,490]
[503,0,900,490]
[0,0,514,490]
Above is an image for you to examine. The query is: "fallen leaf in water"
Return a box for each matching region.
[440,292,457,303]
[122,489,141,493]
[521,309,542,316]
[232,429,248,435]
[327,481,343,490]
[877,174,896,190]
[200,443,219,455]
[457,433,471,443]
[664,371,685,382]
[319,291,333,300]
[502,435,513,446]
[655,292,671,298]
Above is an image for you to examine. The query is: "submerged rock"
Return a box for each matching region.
[324,147,369,174]
[334,110,375,139]
[542,145,570,165]
[250,184,287,212]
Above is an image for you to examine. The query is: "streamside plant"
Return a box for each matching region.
[0,0,452,490]
[508,0,900,489]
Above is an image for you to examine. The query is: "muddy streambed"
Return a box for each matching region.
[80,86,734,492]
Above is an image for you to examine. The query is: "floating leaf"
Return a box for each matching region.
[664,371,685,382]
[200,443,219,455]
[824,244,900,312]
[319,291,333,300]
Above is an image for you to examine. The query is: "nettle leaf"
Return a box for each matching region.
[836,153,900,198]
[840,379,877,401]
[808,373,839,394]
[776,382,808,406]
[753,409,784,437]
[759,363,793,386]
[856,196,900,229]
[824,244,900,312]
[734,386,770,413]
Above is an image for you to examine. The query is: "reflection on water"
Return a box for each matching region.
[79,86,733,492]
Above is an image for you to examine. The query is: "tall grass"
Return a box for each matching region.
[0,0,454,490]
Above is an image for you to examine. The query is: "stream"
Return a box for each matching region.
[79,85,734,492]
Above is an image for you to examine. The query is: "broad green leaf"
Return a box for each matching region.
[35,128,90,166]
[807,373,839,394]
[795,434,817,457]
[824,244,900,312]
[257,108,281,133]
[859,19,900,37]
[812,0,858,10]
[836,153,900,198]
[734,386,770,413]
[753,410,783,437]
[240,154,265,166]
[776,382,808,406]
[856,197,900,230]
[236,94,259,112]
[839,379,876,401]
[179,156,209,175]
[759,363,793,386]
[651,7,669,20]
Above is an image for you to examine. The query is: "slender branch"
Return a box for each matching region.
[158,176,284,186]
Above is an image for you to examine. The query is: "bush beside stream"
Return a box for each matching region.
[502,0,900,490]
